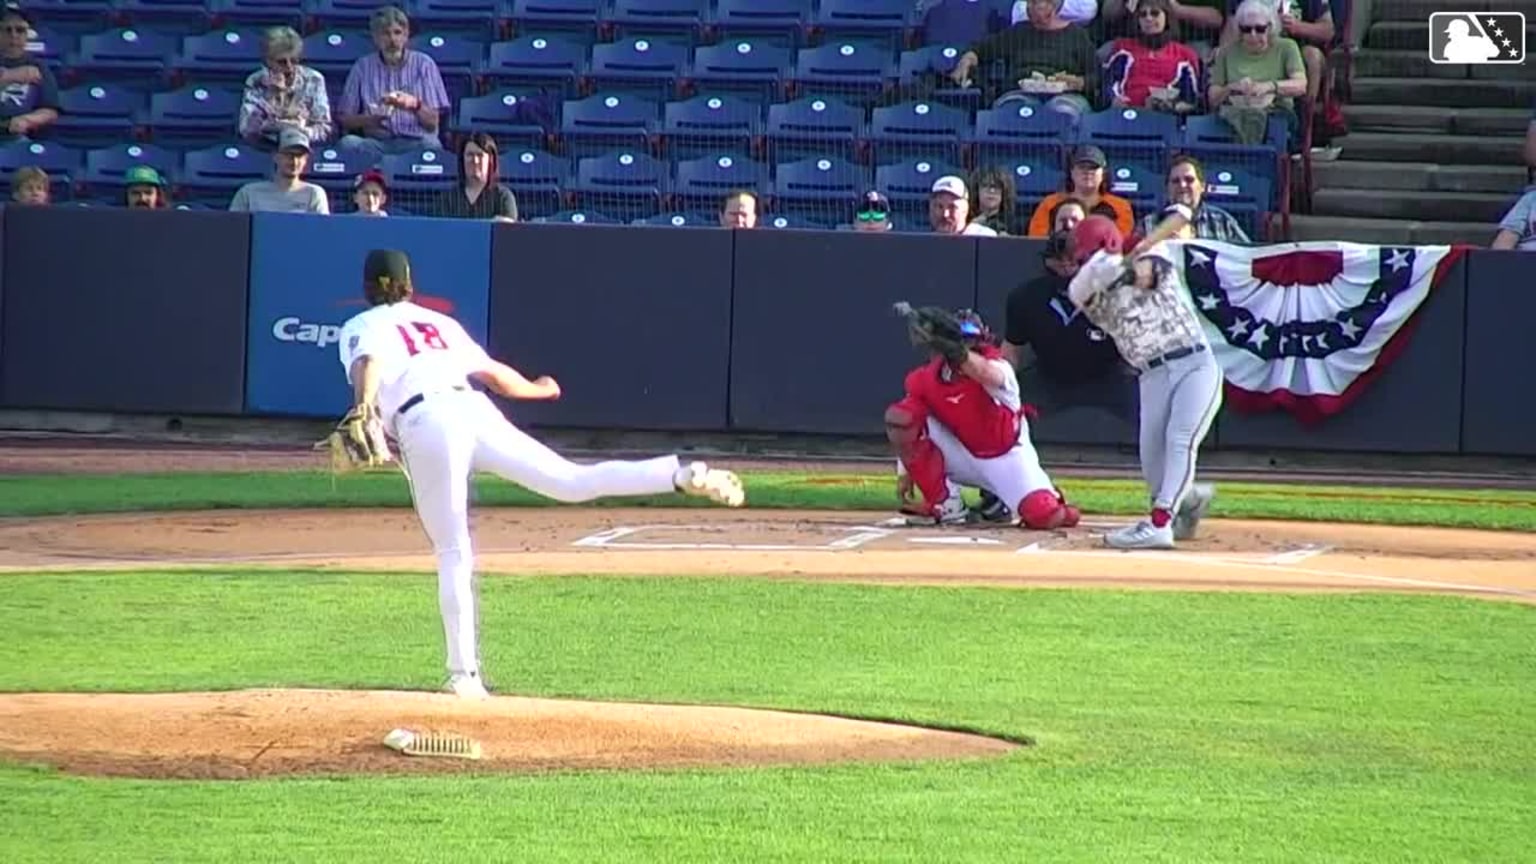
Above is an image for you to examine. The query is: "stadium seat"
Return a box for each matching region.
[1178,112,1286,195]
[24,24,75,64]
[673,153,767,211]
[811,0,914,51]
[765,95,864,164]
[178,142,270,203]
[379,144,460,194]
[570,149,669,221]
[80,141,182,201]
[499,147,570,217]
[17,0,113,34]
[759,210,831,230]
[895,44,980,112]
[413,32,487,104]
[1201,166,1273,237]
[507,0,602,44]
[410,0,505,39]
[305,142,382,204]
[687,38,791,105]
[540,208,620,224]
[172,28,266,88]
[970,103,1075,167]
[867,99,970,166]
[300,28,371,78]
[206,0,306,29]
[770,156,867,225]
[454,90,551,149]
[302,0,390,31]
[144,85,242,147]
[1074,107,1180,174]
[587,36,688,102]
[0,140,83,195]
[1001,160,1064,204]
[67,27,179,90]
[606,0,707,43]
[114,0,214,35]
[50,84,146,149]
[558,92,659,159]
[874,156,963,218]
[635,211,715,227]
[661,94,762,161]
[706,0,808,50]
[791,41,896,105]
[479,34,588,95]
[1105,162,1161,209]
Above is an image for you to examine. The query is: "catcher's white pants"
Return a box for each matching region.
[924,417,1055,510]
[393,388,681,678]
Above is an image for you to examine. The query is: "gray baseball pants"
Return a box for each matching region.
[1138,347,1223,513]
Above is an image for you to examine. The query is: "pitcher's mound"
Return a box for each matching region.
[0,689,1019,779]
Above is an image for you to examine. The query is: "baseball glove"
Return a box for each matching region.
[315,403,394,474]
[893,301,968,365]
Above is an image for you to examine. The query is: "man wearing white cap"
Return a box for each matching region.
[929,175,998,237]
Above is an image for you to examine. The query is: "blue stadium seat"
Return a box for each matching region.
[81,141,181,201]
[570,149,668,221]
[606,0,707,43]
[706,0,808,50]
[114,0,214,35]
[454,90,551,149]
[1201,166,1273,235]
[499,147,569,217]
[410,0,506,39]
[1074,107,1180,174]
[24,24,76,64]
[507,0,601,44]
[302,0,389,31]
[301,28,371,78]
[867,99,969,166]
[759,210,831,230]
[771,156,867,224]
[791,41,896,105]
[587,36,688,102]
[172,28,266,87]
[480,34,587,95]
[635,211,715,227]
[765,95,864,164]
[207,0,306,29]
[68,27,179,89]
[17,0,113,34]
[144,85,241,147]
[1105,162,1161,209]
[0,140,83,196]
[558,92,658,159]
[50,84,146,148]
[688,38,791,105]
[895,44,980,112]
[673,153,767,211]
[179,142,270,203]
[305,142,382,200]
[1178,112,1286,194]
[1000,160,1064,204]
[413,32,486,103]
[812,0,914,51]
[661,94,762,161]
[379,143,460,194]
[540,208,620,224]
[874,156,963,218]
[970,103,1075,167]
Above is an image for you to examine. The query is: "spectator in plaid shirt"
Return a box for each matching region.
[335,5,450,157]
[1137,155,1252,243]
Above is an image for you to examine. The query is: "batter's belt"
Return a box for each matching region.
[1143,343,1207,372]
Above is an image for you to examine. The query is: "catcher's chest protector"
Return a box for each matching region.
[911,360,1019,460]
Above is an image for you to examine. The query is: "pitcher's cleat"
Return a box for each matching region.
[675,461,746,507]
[1104,520,1176,550]
[443,671,489,699]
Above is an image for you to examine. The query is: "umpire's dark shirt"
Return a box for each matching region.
[1004,271,1125,386]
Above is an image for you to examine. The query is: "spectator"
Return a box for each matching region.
[1223,0,1335,107]
[1138,155,1251,242]
[930,174,997,236]
[719,190,758,228]
[228,126,330,213]
[352,168,389,216]
[336,5,451,157]
[1524,96,1534,183]
[122,165,170,209]
[8,164,47,204]
[1102,0,1225,55]
[1208,0,1307,146]
[238,26,332,150]
[0,3,58,141]
[1048,196,1087,232]
[1491,186,1536,252]
[949,0,1098,118]
[1010,0,1098,26]
[1103,0,1202,114]
[1025,145,1135,237]
[430,132,517,221]
[853,189,893,232]
[969,166,1021,234]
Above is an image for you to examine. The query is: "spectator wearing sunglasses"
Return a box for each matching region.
[238,26,332,150]
[0,3,59,141]
[853,190,893,232]
[1208,0,1307,146]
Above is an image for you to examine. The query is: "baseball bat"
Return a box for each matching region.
[1128,204,1192,258]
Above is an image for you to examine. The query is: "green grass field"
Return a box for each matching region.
[2,470,1533,862]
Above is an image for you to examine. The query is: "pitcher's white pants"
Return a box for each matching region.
[394,389,681,678]
[924,417,1054,509]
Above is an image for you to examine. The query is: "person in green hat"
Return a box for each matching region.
[123,165,170,209]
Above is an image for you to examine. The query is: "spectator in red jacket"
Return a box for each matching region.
[1103,0,1202,114]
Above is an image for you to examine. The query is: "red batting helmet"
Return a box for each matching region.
[1069,215,1123,265]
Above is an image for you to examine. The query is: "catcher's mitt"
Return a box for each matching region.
[315,403,394,474]
[893,301,968,365]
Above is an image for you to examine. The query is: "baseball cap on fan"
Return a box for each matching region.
[930,175,970,199]
[2,2,30,24]
[276,125,311,153]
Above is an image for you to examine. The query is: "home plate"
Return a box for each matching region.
[907,536,1007,546]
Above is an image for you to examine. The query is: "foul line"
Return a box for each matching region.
[1261,544,1335,565]
[571,524,893,553]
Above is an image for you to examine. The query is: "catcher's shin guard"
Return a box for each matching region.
[1018,488,1081,530]
[886,398,949,510]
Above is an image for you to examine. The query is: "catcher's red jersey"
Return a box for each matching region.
[903,349,1022,459]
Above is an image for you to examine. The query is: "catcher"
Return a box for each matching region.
[885,302,1081,529]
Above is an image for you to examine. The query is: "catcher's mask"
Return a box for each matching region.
[955,309,992,345]
[1069,215,1124,265]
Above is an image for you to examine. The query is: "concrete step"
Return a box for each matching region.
[1335,131,1524,164]
[1311,188,1516,222]
[1277,214,1498,246]
[1311,160,1528,194]
[1349,76,1535,108]
[1342,104,1530,135]
[1350,49,1468,79]
[1364,18,1536,52]
[1372,0,1535,21]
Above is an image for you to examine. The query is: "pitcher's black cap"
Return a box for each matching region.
[363,249,411,286]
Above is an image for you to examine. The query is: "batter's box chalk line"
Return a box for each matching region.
[570,524,893,552]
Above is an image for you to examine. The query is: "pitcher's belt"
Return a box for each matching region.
[398,385,471,417]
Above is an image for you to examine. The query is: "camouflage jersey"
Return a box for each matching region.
[1078,245,1208,371]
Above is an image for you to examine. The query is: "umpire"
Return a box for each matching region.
[973,230,1139,522]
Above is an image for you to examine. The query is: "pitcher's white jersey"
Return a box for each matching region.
[336,300,489,426]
